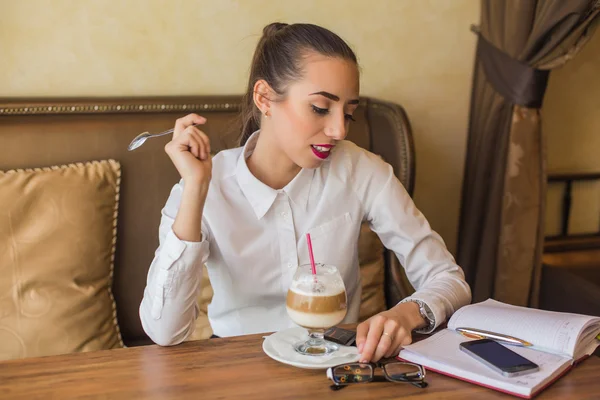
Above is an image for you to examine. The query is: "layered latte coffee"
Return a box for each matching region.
[286,263,347,356]
[286,281,347,329]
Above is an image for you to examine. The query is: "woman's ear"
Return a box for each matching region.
[253,79,274,118]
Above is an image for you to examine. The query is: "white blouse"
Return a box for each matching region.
[139,132,471,346]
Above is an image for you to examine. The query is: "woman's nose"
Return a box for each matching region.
[324,116,348,141]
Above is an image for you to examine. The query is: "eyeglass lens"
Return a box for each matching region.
[384,362,424,381]
[332,363,373,384]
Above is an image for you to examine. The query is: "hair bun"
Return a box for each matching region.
[263,22,288,37]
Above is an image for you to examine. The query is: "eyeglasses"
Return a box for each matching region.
[326,360,428,391]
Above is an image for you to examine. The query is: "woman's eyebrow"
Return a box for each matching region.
[310,91,359,104]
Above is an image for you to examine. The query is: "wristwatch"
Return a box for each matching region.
[400,298,435,333]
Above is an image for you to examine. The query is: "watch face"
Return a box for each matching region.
[403,299,434,328]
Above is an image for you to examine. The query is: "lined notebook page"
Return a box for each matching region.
[447,299,596,357]
[399,329,572,397]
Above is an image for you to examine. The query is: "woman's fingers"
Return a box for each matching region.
[355,321,369,354]
[358,316,415,362]
[174,113,207,137]
[190,133,203,159]
[184,129,201,159]
[358,316,385,363]
[196,129,211,155]
[179,126,211,160]
[187,127,211,159]
[190,128,211,160]
[384,325,412,358]
[373,319,399,361]
[164,115,213,184]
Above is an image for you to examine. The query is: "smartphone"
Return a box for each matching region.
[459,339,539,377]
[324,326,356,346]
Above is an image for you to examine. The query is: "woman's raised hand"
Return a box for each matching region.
[164,113,212,186]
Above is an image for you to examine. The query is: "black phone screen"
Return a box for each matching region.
[461,339,537,370]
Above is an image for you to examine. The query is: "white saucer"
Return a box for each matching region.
[262,327,361,370]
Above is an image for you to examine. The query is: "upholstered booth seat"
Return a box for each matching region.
[0,96,415,350]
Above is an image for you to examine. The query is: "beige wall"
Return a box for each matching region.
[0,0,480,253]
[543,30,600,235]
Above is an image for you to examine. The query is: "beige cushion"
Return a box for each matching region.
[0,160,124,360]
[185,265,214,341]
[188,222,386,340]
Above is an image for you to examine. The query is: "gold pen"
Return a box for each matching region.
[456,327,533,347]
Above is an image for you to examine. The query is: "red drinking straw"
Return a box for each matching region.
[306,233,317,276]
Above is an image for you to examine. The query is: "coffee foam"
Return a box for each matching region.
[289,283,345,297]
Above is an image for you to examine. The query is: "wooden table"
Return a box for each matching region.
[1,333,599,399]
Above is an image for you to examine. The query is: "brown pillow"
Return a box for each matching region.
[0,160,124,360]
[189,222,387,340]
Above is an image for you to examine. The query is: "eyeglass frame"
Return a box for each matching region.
[326,360,428,391]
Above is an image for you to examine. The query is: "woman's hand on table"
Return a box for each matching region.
[355,301,426,363]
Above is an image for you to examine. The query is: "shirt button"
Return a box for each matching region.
[280,211,287,218]
[287,263,294,269]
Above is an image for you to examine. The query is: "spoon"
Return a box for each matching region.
[128,123,204,151]
[127,128,175,151]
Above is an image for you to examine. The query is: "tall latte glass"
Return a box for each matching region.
[286,263,347,356]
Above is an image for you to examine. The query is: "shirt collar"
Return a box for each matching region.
[236,131,314,220]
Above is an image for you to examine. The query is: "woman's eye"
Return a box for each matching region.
[311,105,329,115]
[311,105,355,122]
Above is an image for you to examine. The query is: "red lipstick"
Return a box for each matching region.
[310,144,334,160]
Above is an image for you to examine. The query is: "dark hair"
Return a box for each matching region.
[238,22,358,146]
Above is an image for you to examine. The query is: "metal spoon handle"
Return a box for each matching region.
[148,128,175,138]
[147,122,204,139]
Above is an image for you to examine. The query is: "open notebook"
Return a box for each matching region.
[398,299,600,398]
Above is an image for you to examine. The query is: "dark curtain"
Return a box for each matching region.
[457,0,600,306]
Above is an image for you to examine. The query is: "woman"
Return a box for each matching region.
[140,22,471,363]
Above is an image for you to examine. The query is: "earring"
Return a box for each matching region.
[264,111,270,118]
